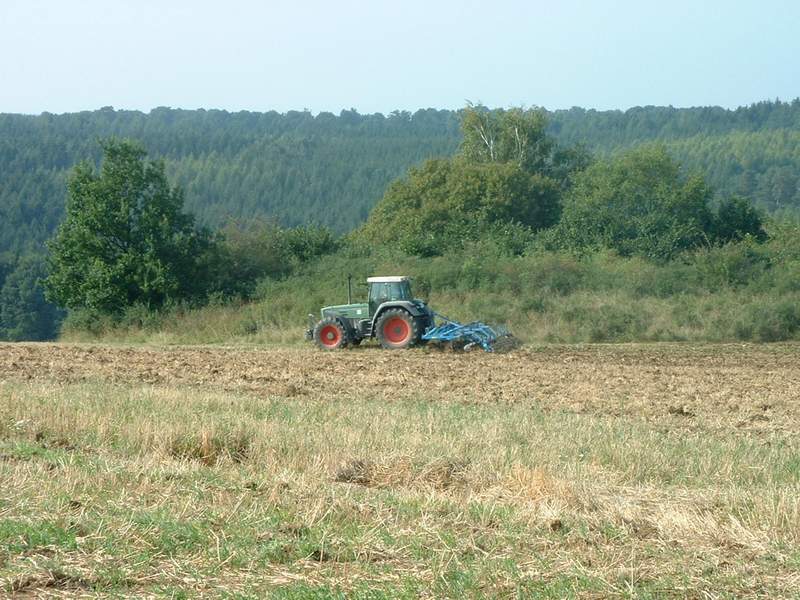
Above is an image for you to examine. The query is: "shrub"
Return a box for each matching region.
[563,301,649,342]
[283,225,339,263]
[692,240,770,291]
[710,196,767,243]
[0,254,62,341]
[588,305,648,342]
[519,253,586,296]
[739,299,800,342]
[212,220,293,298]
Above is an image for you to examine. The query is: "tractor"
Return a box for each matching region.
[306,276,434,350]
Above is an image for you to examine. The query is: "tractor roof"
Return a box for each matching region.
[367,276,410,283]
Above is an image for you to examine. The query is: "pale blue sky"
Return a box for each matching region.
[1,0,797,114]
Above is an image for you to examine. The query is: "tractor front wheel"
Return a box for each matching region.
[313,318,348,350]
[376,309,419,350]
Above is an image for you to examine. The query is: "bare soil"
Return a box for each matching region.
[2,342,798,430]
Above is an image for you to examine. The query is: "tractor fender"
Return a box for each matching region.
[375,301,426,319]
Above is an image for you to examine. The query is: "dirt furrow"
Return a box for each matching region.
[1,342,799,430]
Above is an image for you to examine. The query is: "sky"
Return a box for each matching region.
[0,0,798,115]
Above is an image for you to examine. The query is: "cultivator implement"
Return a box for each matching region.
[422,313,515,352]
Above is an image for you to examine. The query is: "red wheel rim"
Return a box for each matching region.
[383,317,411,344]
[319,324,341,347]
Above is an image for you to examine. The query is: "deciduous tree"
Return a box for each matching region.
[552,145,746,259]
[45,139,211,314]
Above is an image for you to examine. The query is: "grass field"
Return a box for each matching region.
[1,342,799,598]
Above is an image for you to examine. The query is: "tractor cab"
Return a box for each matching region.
[367,276,412,317]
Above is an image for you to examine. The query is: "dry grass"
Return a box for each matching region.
[0,342,799,597]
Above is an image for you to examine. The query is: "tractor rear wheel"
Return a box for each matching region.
[376,309,419,350]
[313,318,348,350]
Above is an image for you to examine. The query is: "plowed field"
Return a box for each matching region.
[1,342,799,429]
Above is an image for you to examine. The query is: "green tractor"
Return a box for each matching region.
[306,276,434,350]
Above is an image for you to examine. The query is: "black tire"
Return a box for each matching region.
[313,317,348,350]
[375,309,420,350]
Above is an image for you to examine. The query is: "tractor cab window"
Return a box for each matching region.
[388,281,412,301]
[369,281,412,312]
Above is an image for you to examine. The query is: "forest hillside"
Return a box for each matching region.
[2,100,799,257]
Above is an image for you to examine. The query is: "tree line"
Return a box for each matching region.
[358,107,765,260]
[1,100,799,340]
[1,101,799,257]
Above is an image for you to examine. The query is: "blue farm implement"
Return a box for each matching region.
[422,314,514,352]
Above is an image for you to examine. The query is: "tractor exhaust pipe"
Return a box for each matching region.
[347,274,353,304]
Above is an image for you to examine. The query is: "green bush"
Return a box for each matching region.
[692,240,771,291]
[0,254,62,341]
[737,299,800,342]
[519,253,586,296]
[710,196,767,243]
[563,302,649,342]
[607,256,699,298]
[283,225,339,263]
